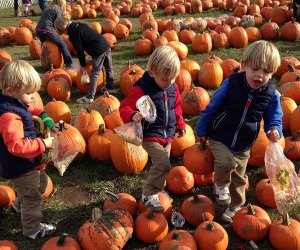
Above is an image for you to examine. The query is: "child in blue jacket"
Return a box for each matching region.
[196,40,283,223]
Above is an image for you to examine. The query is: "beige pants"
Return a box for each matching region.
[209,139,250,209]
[10,169,48,236]
[142,141,171,195]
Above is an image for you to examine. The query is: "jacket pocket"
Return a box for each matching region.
[213,112,226,129]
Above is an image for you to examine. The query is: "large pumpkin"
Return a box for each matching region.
[171,124,195,158]
[41,41,64,71]
[78,207,134,250]
[159,230,197,250]
[91,91,120,117]
[110,135,148,175]
[198,60,223,89]
[44,99,72,124]
[166,166,194,194]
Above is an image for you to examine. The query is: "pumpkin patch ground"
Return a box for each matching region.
[0,2,300,250]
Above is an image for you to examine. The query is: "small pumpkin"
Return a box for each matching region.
[0,240,18,250]
[44,99,72,124]
[0,185,16,208]
[159,230,197,250]
[166,166,195,194]
[41,233,80,250]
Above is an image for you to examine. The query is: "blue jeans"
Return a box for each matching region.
[39,0,48,11]
[36,31,73,67]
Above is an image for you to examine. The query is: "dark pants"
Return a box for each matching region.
[294,0,300,21]
[14,0,19,10]
[86,48,114,99]
[39,0,48,11]
[36,31,73,67]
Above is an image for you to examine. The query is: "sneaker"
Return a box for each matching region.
[23,10,28,17]
[30,9,36,16]
[220,207,241,223]
[24,223,56,239]
[214,183,231,206]
[77,96,94,104]
[142,193,164,213]
[10,202,21,214]
[161,190,173,203]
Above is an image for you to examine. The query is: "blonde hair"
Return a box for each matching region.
[240,40,280,73]
[146,46,180,81]
[54,11,71,34]
[0,60,41,92]
[52,0,67,12]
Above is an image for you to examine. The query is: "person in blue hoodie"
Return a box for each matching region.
[196,40,283,223]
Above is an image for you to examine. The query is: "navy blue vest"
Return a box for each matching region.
[207,72,275,152]
[0,94,41,179]
[135,72,177,139]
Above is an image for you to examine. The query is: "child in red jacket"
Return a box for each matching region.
[119,46,186,212]
[0,60,56,239]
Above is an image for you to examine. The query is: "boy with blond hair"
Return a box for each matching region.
[0,60,56,239]
[196,40,283,223]
[120,46,186,212]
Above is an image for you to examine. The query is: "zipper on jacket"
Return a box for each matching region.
[231,95,252,148]
[163,91,168,139]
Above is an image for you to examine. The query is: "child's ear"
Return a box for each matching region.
[2,87,13,96]
[148,70,155,77]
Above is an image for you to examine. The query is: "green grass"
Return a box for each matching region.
[0,3,300,250]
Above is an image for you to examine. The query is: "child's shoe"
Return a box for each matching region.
[142,193,164,213]
[10,202,21,214]
[30,9,36,16]
[23,10,28,17]
[220,207,241,223]
[213,183,231,206]
[24,223,56,239]
[77,96,94,104]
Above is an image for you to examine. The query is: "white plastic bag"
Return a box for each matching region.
[81,70,90,85]
[136,95,157,123]
[114,122,143,146]
[264,142,300,214]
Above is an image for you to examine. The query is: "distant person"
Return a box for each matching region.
[119,46,186,212]
[35,0,74,69]
[54,14,115,104]
[14,0,21,17]
[196,40,283,223]
[294,0,300,22]
[0,60,56,239]
[22,0,35,16]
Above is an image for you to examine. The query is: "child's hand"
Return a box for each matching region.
[198,136,209,147]
[266,129,280,142]
[176,128,186,137]
[43,137,55,149]
[132,112,144,123]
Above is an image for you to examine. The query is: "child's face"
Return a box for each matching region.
[243,66,273,90]
[4,87,37,106]
[149,71,176,90]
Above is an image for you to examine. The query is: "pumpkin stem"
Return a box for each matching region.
[296,75,300,81]
[98,124,105,135]
[146,208,155,219]
[50,64,54,72]
[58,120,66,132]
[57,233,68,246]
[130,69,137,75]
[104,190,120,202]
[287,64,296,72]
[283,145,295,154]
[91,207,102,221]
[85,106,91,113]
[282,212,291,226]
[104,91,110,98]
[172,230,182,240]
[191,188,200,202]
[199,140,207,150]
[205,222,215,231]
[52,98,57,102]
[247,203,255,215]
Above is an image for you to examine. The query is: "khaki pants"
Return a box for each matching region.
[209,139,250,209]
[10,169,48,236]
[142,141,171,195]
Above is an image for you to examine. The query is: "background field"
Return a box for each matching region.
[0,2,300,250]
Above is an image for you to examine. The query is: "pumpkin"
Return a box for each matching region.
[74,107,105,142]
[193,172,215,186]
[228,26,248,48]
[191,33,212,53]
[89,21,102,34]
[87,124,115,160]
[260,22,280,40]
[110,134,148,175]
[280,65,300,86]
[270,6,288,26]
[41,233,80,250]
[44,99,71,124]
[232,203,271,241]
[178,29,196,45]
[245,27,261,42]
[280,96,297,131]
[78,207,134,250]
[102,33,117,49]
[269,213,300,250]
[0,27,11,46]
[181,85,210,116]
[134,36,153,55]
[276,56,300,79]
[159,230,197,250]
[181,191,215,226]
[14,26,33,45]
[180,59,201,83]
[183,142,214,175]
[135,210,168,243]
[198,60,223,89]
[104,108,123,130]
[41,41,64,71]
[41,175,54,200]
[166,41,188,60]
[138,192,173,218]
[278,77,300,105]
[255,178,276,208]
[28,37,42,60]
[171,124,195,158]
[0,50,12,70]
[0,185,16,207]
[53,121,87,176]
[91,91,120,117]
[103,191,138,218]
[47,77,71,101]
[120,67,144,97]
[175,69,192,94]
[0,240,18,250]
[114,23,129,39]
[284,132,300,161]
[220,58,240,79]
[281,20,300,42]
[166,166,194,194]
[194,221,228,250]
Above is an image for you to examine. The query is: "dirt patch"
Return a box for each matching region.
[57,186,90,204]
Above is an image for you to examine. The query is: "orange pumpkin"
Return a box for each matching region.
[41,233,80,250]
[159,230,197,250]
[91,91,120,117]
[0,50,12,70]
[198,60,223,89]
[28,37,42,60]
[0,240,18,250]
[180,59,201,83]
[47,77,71,101]
[166,166,194,194]
[41,41,64,71]
[44,99,71,124]
[0,185,16,207]
[255,178,276,208]
[41,175,53,200]
[171,124,195,158]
